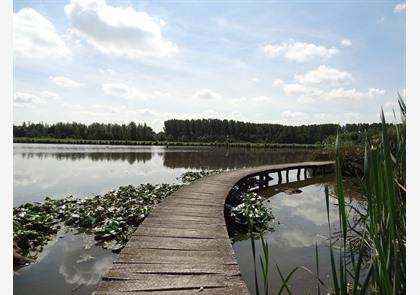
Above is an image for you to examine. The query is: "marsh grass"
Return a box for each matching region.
[249,97,405,294]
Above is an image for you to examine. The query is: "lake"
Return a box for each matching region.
[13,143,359,294]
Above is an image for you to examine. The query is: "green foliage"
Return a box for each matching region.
[13,169,222,262]
[13,121,155,141]
[13,184,179,257]
[230,192,274,233]
[13,137,320,149]
[164,119,383,144]
[14,119,385,145]
[248,96,405,294]
[179,169,224,183]
[324,97,405,294]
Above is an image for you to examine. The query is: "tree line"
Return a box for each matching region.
[163,119,383,144]
[13,122,156,141]
[13,119,383,144]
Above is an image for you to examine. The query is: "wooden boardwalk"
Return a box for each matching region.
[95,161,335,295]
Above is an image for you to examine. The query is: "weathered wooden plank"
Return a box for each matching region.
[144,215,221,224]
[116,254,236,265]
[109,262,241,275]
[123,238,230,251]
[132,227,228,239]
[97,274,229,291]
[95,284,249,294]
[139,222,227,231]
[119,248,234,260]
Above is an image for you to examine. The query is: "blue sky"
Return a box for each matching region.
[13,0,405,131]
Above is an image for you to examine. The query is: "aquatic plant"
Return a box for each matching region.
[230,192,274,234]
[13,170,223,263]
[13,183,179,258]
[179,169,224,183]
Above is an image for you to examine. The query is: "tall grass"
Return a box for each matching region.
[249,97,406,294]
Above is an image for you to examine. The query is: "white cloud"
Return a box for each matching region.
[281,66,384,102]
[340,39,352,47]
[153,91,171,97]
[367,88,385,96]
[193,88,222,100]
[252,96,272,103]
[13,8,70,59]
[64,0,178,58]
[263,42,338,62]
[14,92,46,107]
[281,110,307,119]
[102,83,144,100]
[14,91,63,108]
[273,79,284,87]
[294,65,352,86]
[394,3,406,13]
[40,91,61,100]
[49,76,82,88]
[227,110,245,121]
[383,101,398,108]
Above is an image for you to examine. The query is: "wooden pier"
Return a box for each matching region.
[95,161,335,295]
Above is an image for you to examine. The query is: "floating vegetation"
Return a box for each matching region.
[13,170,223,266]
[179,169,224,183]
[230,192,274,234]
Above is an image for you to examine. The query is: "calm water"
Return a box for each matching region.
[232,175,361,294]
[14,143,315,295]
[13,143,313,206]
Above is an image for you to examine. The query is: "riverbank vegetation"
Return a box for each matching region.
[14,119,384,146]
[249,97,406,294]
[13,137,320,149]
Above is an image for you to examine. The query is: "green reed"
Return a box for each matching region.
[249,96,405,294]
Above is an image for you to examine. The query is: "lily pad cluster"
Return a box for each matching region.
[13,170,223,264]
[230,192,274,233]
[179,169,224,183]
[13,183,179,259]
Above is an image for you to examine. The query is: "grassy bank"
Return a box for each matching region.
[13,137,321,149]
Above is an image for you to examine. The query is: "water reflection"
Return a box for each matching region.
[13,143,317,295]
[14,231,117,295]
[15,143,313,169]
[14,144,315,205]
[232,178,361,294]
[18,152,153,164]
[162,148,312,169]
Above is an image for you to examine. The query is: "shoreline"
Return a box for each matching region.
[13,137,321,149]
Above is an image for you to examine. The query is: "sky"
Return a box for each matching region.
[13,0,406,131]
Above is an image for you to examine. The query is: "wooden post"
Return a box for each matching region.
[322,166,326,175]
[304,168,308,179]
[259,174,264,189]
[297,168,301,180]
[286,169,289,183]
[278,171,282,184]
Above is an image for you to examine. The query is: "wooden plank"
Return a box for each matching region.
[124,236,231,251]
[109,263,241,275]
[132,227,228,239]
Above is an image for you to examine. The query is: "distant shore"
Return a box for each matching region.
[13,137,321,149]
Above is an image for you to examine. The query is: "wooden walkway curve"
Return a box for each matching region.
[95,161,335,295]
